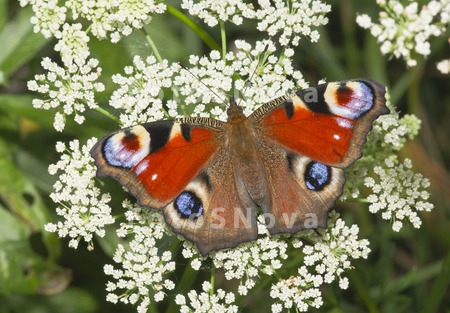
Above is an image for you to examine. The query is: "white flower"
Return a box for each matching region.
[254,0,331,45]
[356,14,372,28]
[45,139,115,250]
[299,212,370,283]
[23,0,67,38]
[54,23,90,66]
[104,203,176,310]
[66,0,166,42]
[181,0,330,45]
[437,58,450,74]
[209,216,288,295]
[357,0,450,67]
[364,158,434,231]
[181,0,255,27]
[109,56,176,126]
[271,212,369,312]
[270,270,323,311]
[176,281,239,312]
[110,39,306,126]
[28,57,104,131]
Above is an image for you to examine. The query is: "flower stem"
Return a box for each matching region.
[220,20,226,60]
[95,107,121,124]
[166,4,220,51]
[144,29,163,63]
[210,266,215,296]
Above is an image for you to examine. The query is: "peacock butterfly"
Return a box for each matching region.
[90,79,389,255]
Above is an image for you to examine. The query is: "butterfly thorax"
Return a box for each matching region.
[226,98,246,124]
[225,101,267,205]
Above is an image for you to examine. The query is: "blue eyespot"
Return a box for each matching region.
[174,191,203,219]
[304,162,331,191]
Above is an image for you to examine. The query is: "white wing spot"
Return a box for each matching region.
[337,118,352,129]
[152,174,158,181]
[134,159,149,175]
[334,134,340,140]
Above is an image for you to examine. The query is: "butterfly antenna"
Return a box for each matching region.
[237,42,270,106]
[180,64,229,107]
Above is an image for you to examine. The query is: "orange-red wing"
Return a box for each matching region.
[90,119,222,208]
[253,79,389,168]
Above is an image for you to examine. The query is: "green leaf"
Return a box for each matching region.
[0,94,54,128]
[419,252,450,313]
[363,33,388,84]
[0,137,49,232]
[0,205,30,242]
[2,287,97,313]
[0,7,49,80]
[14,148,54,194]
[0,0,7,30]
[0,236,71,295]
[0,241,39,294]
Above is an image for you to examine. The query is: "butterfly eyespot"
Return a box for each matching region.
[304,161,332,191]
[101,125,151,169]
[325,81,375,119]
[174,191,204,219]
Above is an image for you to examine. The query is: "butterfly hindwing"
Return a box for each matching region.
[258,138,345,234]
[163,147,258,256]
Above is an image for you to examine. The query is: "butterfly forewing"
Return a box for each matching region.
[251,79,389,168]
[91,119,223,208]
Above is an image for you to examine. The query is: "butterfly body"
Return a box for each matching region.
[224,100,268,206]
[91,79,389,255]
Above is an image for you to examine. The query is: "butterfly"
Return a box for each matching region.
[90,79,389,256]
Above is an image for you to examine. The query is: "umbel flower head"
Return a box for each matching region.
[109,39,307,126]
[356,0,450,67]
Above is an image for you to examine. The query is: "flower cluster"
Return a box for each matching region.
[20,0,67,38]
[182,0,331,45]
[300,216,370,288]
[254,0,331,45]
[342,104,422,200]
[104,203,176,312]
[365,158,434,231]
[270,212,370,311]
[109,39,306,125]
[27,57,104,131]
[179,213,289,299]
[67,0,166,42]
[21,0,166,42]
[210,216,288,295]
[357,0,450,66]
[109,56,177,126]
[54,23,90,66]
[437,57,450,74]
[175,39,307,118]
[181,0,254,26]
[175,281,238,313]
[270,268,323,312]
[45,139,115,250]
